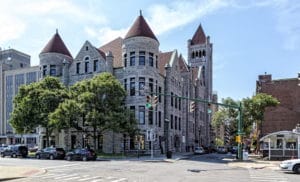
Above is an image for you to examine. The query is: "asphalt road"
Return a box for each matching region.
[0,153,299,182]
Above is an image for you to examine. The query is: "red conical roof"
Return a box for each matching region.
[191,24,206,45]
[125,14,158,42]
[41,30,72,57]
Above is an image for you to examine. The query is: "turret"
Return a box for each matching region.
[39,30,72,78]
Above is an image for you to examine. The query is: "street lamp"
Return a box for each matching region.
[164,118,170,158]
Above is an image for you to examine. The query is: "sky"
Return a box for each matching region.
[1,0,300,101]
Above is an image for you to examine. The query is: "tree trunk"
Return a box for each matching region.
[46,127,50,147]
[93,126,97,150]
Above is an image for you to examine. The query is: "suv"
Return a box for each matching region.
[35,147,66,160]
[66,148,97,161]
[1,145,28,158]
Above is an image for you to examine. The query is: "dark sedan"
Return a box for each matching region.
[35,147,66,160]
[66,148,97,161]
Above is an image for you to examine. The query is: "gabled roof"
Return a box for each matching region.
[99,37,123,68]
[125,14,158,42]
[178,54,189,72]
[95,48,106,60]
[191,24,206,45]
[41,30,72,57]
[158,51,173,76]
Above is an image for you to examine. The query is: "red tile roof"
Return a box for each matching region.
[191,24,206,45]
[125,15,158,42]
[99,37,123,68]
[41,31,72,57]
[158,51,173,76]
[95,48,106,60]
[178,54,188,72]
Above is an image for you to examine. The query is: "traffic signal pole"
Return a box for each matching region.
[146,92,244,160]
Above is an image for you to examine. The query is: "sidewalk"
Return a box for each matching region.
[227,154,281,170]
[0,166,45,181]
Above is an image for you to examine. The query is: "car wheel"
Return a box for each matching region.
[12,153,17,158]
[293,165,300,174]
[49,155,54,160]
[36,154,40,159]
[66,156,72,161]
[82,156,87,161]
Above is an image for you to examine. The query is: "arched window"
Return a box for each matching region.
[195,51,198,57]
[192,52,195,58]
[203,50,206,57]
[199,51,202,57]
[84,56,90,61]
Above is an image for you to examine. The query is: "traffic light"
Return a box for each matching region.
[235,135,241,143]
[152,96,158,107]
[146,95,152,108]
[189,101,195,112]
[207,103,212,114]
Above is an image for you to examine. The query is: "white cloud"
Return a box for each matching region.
[147,0,231,35]
[0,0,107,44]
[85,27,128,45]
[0,15,26,43]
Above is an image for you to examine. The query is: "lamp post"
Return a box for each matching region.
[164,119,170,157]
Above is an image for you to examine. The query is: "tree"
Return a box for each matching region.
[242,93,279,152]
[50,72,139,150]
[212,97,239,145]
[10,77,68,147]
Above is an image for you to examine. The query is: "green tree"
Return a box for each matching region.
[10,77,68,147]
[243,93,279,151]
[50,73,139,150]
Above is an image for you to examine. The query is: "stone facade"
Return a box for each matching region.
[256,74,300,136]
[0,14,214,154]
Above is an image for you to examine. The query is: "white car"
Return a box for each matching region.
[194,147,205,155]
[279,159,300,174]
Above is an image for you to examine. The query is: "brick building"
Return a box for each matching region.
[0,13,214,153]
[256,73,300,136]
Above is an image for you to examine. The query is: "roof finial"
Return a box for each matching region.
[56,29,58,34]
[140,9,142,16]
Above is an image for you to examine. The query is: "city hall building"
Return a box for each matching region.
[0,13,213,154]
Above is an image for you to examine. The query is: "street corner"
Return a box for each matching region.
[0,166,46,180]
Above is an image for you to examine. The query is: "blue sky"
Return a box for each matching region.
[1,0,300,101]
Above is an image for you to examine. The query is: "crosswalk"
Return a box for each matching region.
[248,168,289,182]
[25,163,128,182]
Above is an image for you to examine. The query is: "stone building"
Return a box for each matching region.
[0,13,213,153]
[256,73,300,136]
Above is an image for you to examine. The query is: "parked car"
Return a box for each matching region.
[280,158,300,174]
[217,146,227,154]
[0,145,8,153]
[35,147,66,160]
[0,145,28,158]
[66,148,97,161]
[194,147,205,155]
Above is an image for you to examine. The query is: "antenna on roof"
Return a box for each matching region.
[140,9,142,16]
